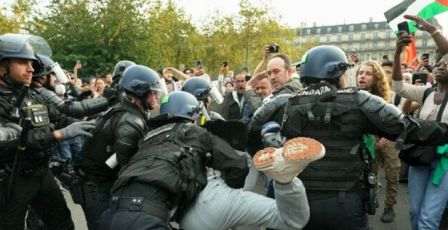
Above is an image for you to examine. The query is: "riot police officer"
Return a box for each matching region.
[0,34,95,230]
[181,77,225,122]
[99,91,248,230]
[111,60,135,88]
[249,45,448,230]
[81,64,161,230]
[32,54,113,118]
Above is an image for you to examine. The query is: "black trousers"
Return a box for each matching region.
[0,168,74,230]
[81,179,114,230]
[303,191,369,230]
[99,209,169,230]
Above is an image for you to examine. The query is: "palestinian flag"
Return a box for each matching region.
[384,0,448,67]
[385,0,448,33]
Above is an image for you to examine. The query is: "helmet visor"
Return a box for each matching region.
[51,63,69,84]
[209,84,223,104]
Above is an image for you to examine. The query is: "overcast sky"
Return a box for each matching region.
[2,0,406,27]
[173,0,404,27]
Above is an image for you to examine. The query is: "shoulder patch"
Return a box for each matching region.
[143,123,176,141]
[295,85,332,96]
[337,87,357,94]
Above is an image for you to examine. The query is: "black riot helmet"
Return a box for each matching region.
[112,60,135,81]
[160,91,200,120]
[32,54,69,84]
[119,64,162,97]
[298,45,351,86]
[0,33,37,62]
[181,77,211,101]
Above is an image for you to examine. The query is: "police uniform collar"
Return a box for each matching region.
[0,77,28,96]
[121,97,148,119]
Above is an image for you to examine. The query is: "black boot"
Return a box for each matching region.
[380,207,395,223]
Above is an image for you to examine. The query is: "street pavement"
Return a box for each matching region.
[66,170,411,230]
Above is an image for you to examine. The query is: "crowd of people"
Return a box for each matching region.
[0,14,448,230]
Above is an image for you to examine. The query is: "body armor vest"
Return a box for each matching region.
[113,122,207,214]
[282,87,369,191]
[81,107,126,181]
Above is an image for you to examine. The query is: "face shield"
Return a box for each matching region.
[209,81,224,104]
[51,62,69,84]
[158,77,169,98]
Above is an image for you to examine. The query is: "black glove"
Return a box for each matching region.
[103,87,118,105]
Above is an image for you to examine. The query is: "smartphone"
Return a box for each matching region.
[412,72,428,84]
[268,44,279,53]
[397,21,410,34]
[195,60,202,68]
[223,61,228,67]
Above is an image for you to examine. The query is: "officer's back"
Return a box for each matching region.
[250,45,448,230]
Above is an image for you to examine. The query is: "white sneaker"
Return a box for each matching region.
[253,137,325,183]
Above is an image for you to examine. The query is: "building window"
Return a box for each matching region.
[349,25,354,31]
[327,27,331,33]
[374,32,379,39]
[337,34,341,42]
[338,26,342,32]
[361,33,366,39]
[316,28,321,34]
[374,23,379,29]
[307,29,311,35]
[348,33,353,40]
[362,24,367,30]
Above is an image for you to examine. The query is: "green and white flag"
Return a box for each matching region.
[385,0,448,33]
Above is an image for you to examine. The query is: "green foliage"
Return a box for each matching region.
[0,0,32,34]
[3,0,313,77]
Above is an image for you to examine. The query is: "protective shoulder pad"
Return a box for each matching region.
[357,90,403,135]
[33,87,63,106]
[250,93,292,131]
[143,122,176,141]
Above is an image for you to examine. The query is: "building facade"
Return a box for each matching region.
[297,21,437,63]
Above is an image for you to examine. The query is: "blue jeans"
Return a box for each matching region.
[408,162,448,230]
[58,136,85,164]
[181,177,309,230]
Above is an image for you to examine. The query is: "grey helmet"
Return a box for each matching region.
[0,33,37,61]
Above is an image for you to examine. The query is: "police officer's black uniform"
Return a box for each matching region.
[98,91,248,230]
[81,65,160,230]
[249,45,448,230]
[32,54,113,118]
[0,34,95,230]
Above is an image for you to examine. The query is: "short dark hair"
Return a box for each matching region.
[381,60,393,67]
[270,53,291,69]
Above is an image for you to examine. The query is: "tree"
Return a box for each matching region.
[0,0,32,34]
[196,0,305,76]
[143,0,199,71]
[30,0,148,77]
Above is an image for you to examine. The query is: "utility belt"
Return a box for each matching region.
[109,196,169,222]
[112,183,172,222]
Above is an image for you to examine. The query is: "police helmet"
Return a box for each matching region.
[160,91,200,120]
[33,54,69,83]
[112,60,135,80]
[119,65,162,97]
[0,34,37,62]
[33,54,55,77]
[181,77,210,101]
[299,45,350,84]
